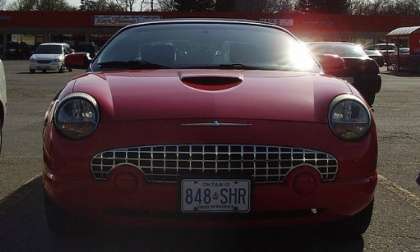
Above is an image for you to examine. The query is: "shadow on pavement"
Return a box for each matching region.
[0,177,364,252]
[381,70,420,77]
[16,72,66,75]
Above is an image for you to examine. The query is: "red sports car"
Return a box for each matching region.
[43,20,377,235]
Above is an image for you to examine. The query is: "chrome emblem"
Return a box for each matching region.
[181,121,252,127]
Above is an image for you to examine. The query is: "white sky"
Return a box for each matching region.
[68,0,79,6]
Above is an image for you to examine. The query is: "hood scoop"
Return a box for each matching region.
[180,74,243,91]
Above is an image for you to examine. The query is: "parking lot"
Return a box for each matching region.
[0,60,419,251]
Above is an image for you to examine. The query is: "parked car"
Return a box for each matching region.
[0,58,6,153]
[73,41,98,58]
[5,42,33,60]
[366,43,397,65]
[64,52,92,70]
[43,20,377,235]
[397,47,410,55]
[308,42,381,105]
[29,43,73,73]
[364,48,384,67]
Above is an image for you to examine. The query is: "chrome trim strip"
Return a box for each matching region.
[181,121,252,127]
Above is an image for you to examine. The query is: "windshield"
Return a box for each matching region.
[377,45,396,50]
[94,23,319,72]
[35,45,63,54]
[308,43,367,58]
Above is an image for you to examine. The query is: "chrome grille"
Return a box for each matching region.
[91,145,338,183]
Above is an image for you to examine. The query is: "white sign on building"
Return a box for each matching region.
[94,15,161,26]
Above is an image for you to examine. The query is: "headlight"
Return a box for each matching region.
[329,94,371,141]
[53,93,99,140]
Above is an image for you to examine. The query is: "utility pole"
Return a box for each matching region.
[150,0,154,12]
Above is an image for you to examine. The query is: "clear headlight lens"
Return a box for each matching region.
[54,93,99,140]
[329,94,371,140]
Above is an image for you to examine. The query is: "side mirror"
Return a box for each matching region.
[65,52,91,69]
[317,54,346,76]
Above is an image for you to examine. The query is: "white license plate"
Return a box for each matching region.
[181,179,251,213]
[341,77,354,84]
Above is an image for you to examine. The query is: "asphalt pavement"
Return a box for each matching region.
[0,61,419,251]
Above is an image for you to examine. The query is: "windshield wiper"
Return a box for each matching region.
[97,60,171,69]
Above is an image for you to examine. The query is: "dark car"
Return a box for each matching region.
[366,43,397,65]
[73,42,98,58]
[308,42,381,105]
[364,49,385,67]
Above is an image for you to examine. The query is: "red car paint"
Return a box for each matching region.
[43,21,377,229]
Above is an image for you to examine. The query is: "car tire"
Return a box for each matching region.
[58,66,64,73]
[67,66,72,72]
[29,69,35,74]
[42,70,47,73]
[332,200,374,236]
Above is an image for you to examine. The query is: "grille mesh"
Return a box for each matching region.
[91,145,338,183]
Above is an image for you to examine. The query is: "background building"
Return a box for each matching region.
[1,10,419,58]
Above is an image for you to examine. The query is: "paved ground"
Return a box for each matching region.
[0,61,419,251]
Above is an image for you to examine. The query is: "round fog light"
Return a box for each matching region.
[113,173,138,193]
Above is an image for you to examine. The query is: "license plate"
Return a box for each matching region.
[341,77,354,84]
[181,179,251,213]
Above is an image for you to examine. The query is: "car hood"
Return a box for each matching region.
[31,54,62,60]
[72,70,353,123]
[365,50,382,56]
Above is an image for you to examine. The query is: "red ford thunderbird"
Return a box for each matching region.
[43,20,377,235]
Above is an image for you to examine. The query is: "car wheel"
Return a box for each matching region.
[67,66,73,72]
[332,200,374,236]
[58,65,64,73]
[29,69,35,74]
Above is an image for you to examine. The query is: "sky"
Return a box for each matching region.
[68,0,79,6]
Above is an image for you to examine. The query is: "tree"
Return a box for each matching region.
[0,0,6,10]
[174,0,215,12]
[215,0,234,11]
[8,0,39,10]
[264,0,295,13]
[157,0,176,11]
[349,0,420,16]
[37,0,74,11]
[297,0,350,13]
[8,0,73,10]
[80,0,124,11]
[115,0,137,11]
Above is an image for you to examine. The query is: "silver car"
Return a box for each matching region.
[29,43,73,73]
[0,59,6,152]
